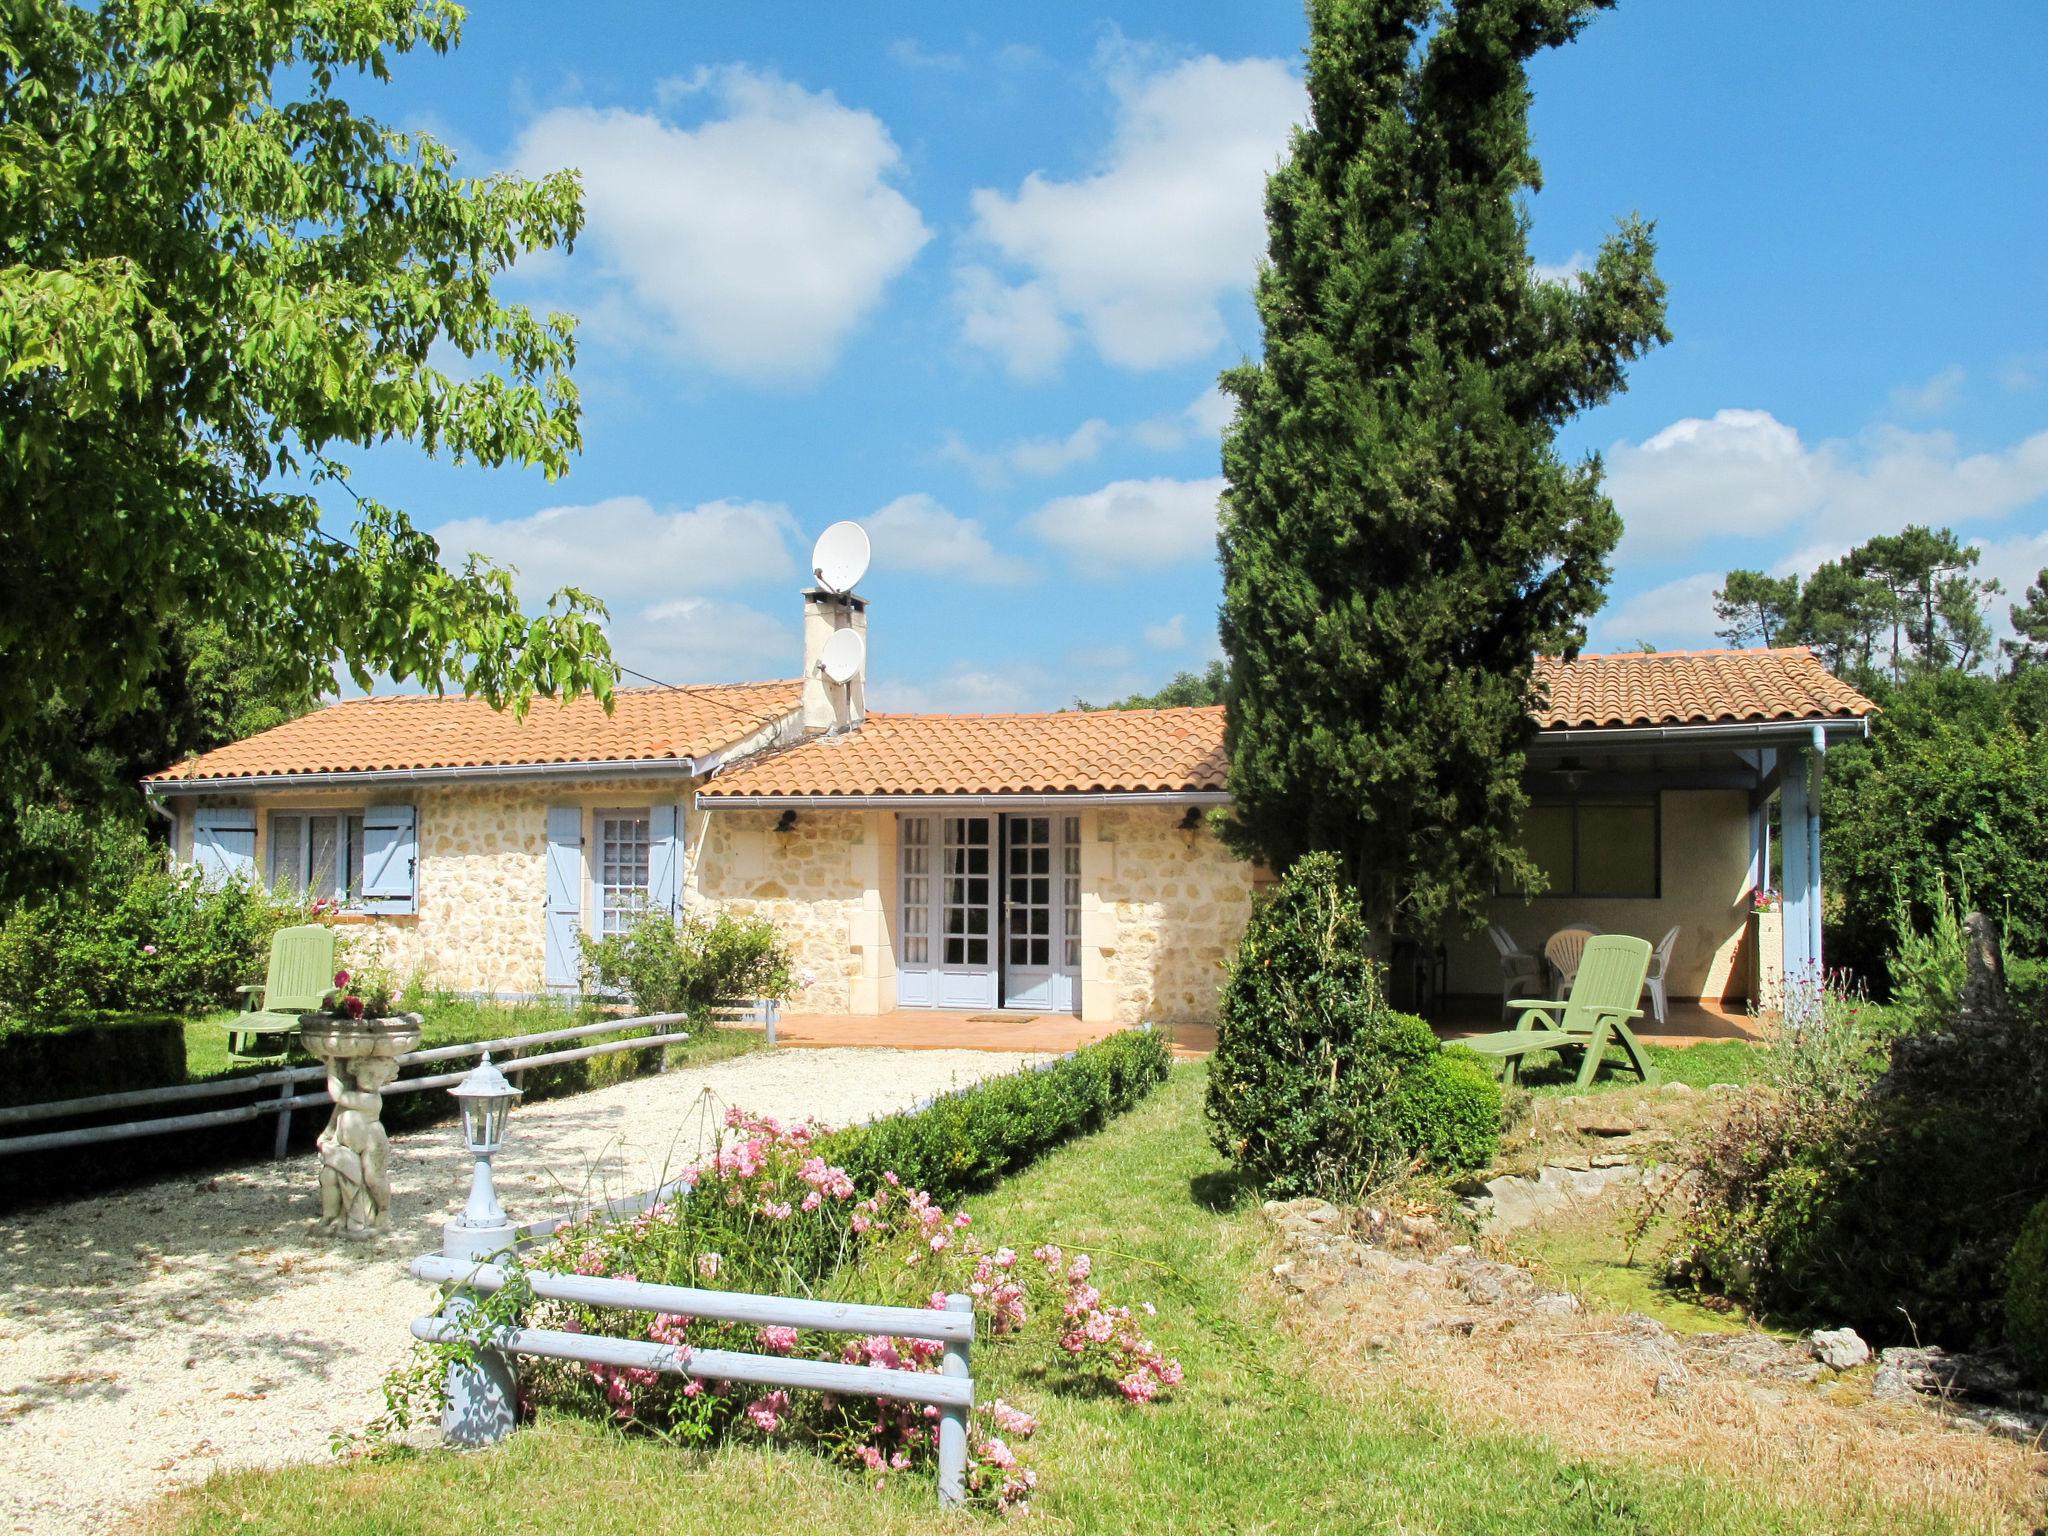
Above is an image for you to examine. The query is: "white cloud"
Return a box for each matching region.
[1025,475,1225,572]
[1971,528,2048,651]
[1890,365,1965,418]
[954,266,1071,382]
[1143,614,1187,649]
[610,597,797,684]
[1588,571,1724,653]
[1066,643,1136,670]
[863,493,1025,582]
[872,663,1054,713]
[935,419,1110,488]
[511,68,929,385]
[433,495,798,607]
[1534,250,1590,285]
[1128,385,1234,451]
[960,54,1302,374]
[888,38,963,71]
[1605,409,2048,560]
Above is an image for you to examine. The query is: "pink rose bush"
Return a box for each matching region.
[515,1106,1179,1511]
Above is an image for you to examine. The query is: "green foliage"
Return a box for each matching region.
[0,1011,185,1108]
[1712,570,1801,649]
[0,1,618,898]
[1075,661,1229,711]
[1217,0,1668,935]
[1667,974,2048,1350]
[579,907,794,1020]
[1821,668,2048,983]
[2005,568,2048,671]
[1206,853,1500,1197]
[823,1027,1172,1204]
[2004,1199,2048,1384]
[1887,873,1969,1031]
[0,823,306,1028]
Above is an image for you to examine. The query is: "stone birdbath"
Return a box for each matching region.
[298,1012,423,1234]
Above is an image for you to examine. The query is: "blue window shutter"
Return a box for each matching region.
[360,805,418,913]
[192,808,256,886]
[648,804,683,916]
[544,805,585,991]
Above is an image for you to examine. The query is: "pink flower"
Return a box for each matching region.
[1067,1254,1092,1283]
[1117,1370,1159,1403]
[929,1232,949,1252]
[683,1379,704,1398]
[141,944,158,956]
[696,1252,722,1281]
[1151,1358,1184,1387]
[800,1191,822,1213]
[756,1325,799,1354]
[989,1400,1038,1437]
[744,1390,790,1433]
[333,969,350,988]
[343,995,366,1020]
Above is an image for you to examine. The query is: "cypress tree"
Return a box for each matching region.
[1219,0,1669,935]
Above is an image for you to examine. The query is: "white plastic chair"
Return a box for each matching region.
[1487,924,1547,1021]
[1641,924,1680,1025]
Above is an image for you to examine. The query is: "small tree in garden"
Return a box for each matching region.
[1218,0,1668,936]
[580,907,794,1020]
[1206,853,1499,1197]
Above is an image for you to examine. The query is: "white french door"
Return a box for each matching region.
[895,812,1080,1014]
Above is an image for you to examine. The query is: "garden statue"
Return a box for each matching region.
[316,1050,405,1231]
[299,967,422,1235]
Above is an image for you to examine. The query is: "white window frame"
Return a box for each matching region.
[267,810,366,905]
[594,808,653,936]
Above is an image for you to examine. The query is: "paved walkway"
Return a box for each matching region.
[770,1010,1216,1058]
[0,1046,1044,1536]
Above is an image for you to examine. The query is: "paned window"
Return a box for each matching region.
[597,811,652,935]
[1061,816,1082,969]
[268,812,365,903]
[900,816,931,965]
[1501,799,1659,899]
[941,816,992,967]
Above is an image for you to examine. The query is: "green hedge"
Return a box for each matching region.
[820,1026,1171,1204]
[0,1012,186,1108]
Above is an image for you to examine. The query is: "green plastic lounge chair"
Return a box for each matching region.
[1460,933,1658,1089]
[224,924,337,1058]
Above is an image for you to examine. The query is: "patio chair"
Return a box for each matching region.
[224,924,336,1059]
[1542,925,1602,997]
[1459,934,1658,1089]
[1641,924,1680,1026]
[1487,925,1547,1022]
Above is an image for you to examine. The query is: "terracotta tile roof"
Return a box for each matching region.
[145,681,804,784]
[697,708,1230,799]
[1532,648,1876,729]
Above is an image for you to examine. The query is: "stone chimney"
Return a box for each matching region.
[801,588,867,734]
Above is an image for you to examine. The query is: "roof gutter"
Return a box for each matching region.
[144,754,705,797]
[1534,716,1871,750]
[697,790,1234,811]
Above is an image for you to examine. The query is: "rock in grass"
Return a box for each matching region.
[1808,1327,1872,1371]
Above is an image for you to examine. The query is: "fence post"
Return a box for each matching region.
[936,1292,972,1507]
[271,1079,293,1160]
[765,998,779,1048]
[438,1289,518,1447]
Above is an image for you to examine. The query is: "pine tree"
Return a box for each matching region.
[1218,0,1668,935]
[2007,570,2048,671]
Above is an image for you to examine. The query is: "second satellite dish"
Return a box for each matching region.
[812,521,870,594]
[818,627,866,684]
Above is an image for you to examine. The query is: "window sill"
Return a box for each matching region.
[327,912,419,926]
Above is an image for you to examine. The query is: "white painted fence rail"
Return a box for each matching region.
[409,1256,976,1506]
[0,1012,691,1158]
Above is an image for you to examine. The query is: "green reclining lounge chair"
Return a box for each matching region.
[1460,933,1658,1089]
[225,923,337,1059]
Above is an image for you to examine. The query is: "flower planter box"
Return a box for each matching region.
[1751,907,1784,1016]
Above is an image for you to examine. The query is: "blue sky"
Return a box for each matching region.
[350,2,2048,710]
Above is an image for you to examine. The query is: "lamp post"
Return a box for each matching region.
[439,1053,522,1447]
[446,1053,521,1258]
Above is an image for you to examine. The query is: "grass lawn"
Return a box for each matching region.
[142,1067,1987,1536]
[1506,1036,1768,1097]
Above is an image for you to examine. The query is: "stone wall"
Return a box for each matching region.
[1093,807,1258,1027]
[691,807,867,1014]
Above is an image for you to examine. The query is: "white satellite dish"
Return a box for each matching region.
[818,627,866,684]
[811,520,870,594]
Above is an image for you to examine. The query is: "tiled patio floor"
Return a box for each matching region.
[748,996,1763,1058]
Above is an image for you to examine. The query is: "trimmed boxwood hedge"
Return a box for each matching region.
[0,1012,186,1108]
[820,1026,1172,1204]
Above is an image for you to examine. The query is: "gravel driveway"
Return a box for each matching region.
[0,1047,1044,1535]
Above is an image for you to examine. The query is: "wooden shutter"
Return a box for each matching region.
[359,805,419,913]
[648,804,684,917]
[192,808,256,886]
[544,805,585,991]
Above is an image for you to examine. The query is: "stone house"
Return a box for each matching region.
[144,584,1873,1029]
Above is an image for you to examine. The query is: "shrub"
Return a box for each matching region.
[0,823,306,1028]
[2006,1199,2048,1383]
[1206,852,1499,1196]
[0,1012,185,1108]
[1888,873,1969,1032]
[580,906,793,1020]
[822,1027,1170,1203]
